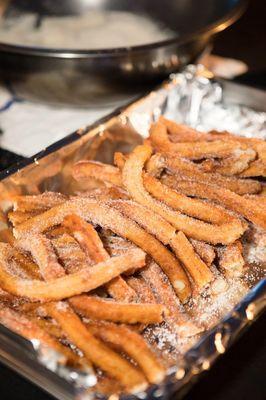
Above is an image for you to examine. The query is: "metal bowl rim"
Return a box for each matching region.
[0,0,247,58]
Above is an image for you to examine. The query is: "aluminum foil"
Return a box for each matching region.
[0,65,265,400]
[125,65,266,139]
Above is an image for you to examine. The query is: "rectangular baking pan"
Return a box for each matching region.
[0,67,265,400]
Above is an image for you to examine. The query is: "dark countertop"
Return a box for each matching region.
[0,0,265,399]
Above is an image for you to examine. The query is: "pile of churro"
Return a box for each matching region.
[0,117,265,395]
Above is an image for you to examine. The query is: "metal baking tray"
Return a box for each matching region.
[0,66,265,400]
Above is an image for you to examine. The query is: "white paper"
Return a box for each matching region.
[0,84,116,157]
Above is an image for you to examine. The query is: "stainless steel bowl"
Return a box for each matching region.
[0,0,247,106]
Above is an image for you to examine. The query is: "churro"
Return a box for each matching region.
[149,120,255,160]
[140,260,201,337]
[127,276,157,304]
[8,210,40,226]
[122,144,245,244]
[240,159,266,177]
[14,199,191,303]
[13,192,67,213]
[218,241,245,278]
[189,239,216,267]
[164,178,266,229]
[161,117,265,177]
[52,233,88,273]
[70,295,167,324]
[63,214,137,302]
[0,243,145,301]
[45,302,147,393]
[164,155,261,194]
[73,160,122,187]
[17,234,65,281]
[87,321,165,384]
[170,232,214,289]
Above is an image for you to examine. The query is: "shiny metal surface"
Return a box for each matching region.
[0,0,247,106]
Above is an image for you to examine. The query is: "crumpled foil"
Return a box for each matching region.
[0,65,265,400]
[127,65,266,139]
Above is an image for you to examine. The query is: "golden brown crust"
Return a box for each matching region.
[70,295,167,324]
[14,200,191,303]
[87,321,165,384]
[0,243,145,301]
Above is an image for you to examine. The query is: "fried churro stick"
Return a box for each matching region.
[13,192,67,212]
[207,129,266,178]
[17,234,65,281]
[73,161,122,187]
[63,214,137,302]
[158,119,255,176]
[45,302,147,393]
[52,233,88,273]
[189,239,216,267]
[111,200,176,245]
[145,153,165,177]
[0,209,7,228]
[14,233,148,387]
[12,249,42,280]
[87,321,165,384]
[46,226,68,238]
[164,155,261,195]
[162,117,264,151]
[115,149,261,195]
[111,199,215,280]
[161,118,265,177]
[240,159,266,177]
[73,158,260,221]
[122,144,245,244]
[78,186,129,201]
[170,232,214,289]
[218,241,245,278]
[159,117,209,142]
[35,317,63,340]
[200,152,255,176]
[149,121,254,160]
[244,194,266,208]
[140,261,182,322]
[63,215,108,262]
[8,211,40,227]
[144,174,235,224]
[165,179,266,229]
[0,230,42,279]
[141,261,201,337]
[0,286,16,302]
[127,276,157,304]
[70,296,167,324]
[14,200,191,303]
[0,306,84,367]
[0,243,146,301]
[0,228,15,244]
[101,232,137,257]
